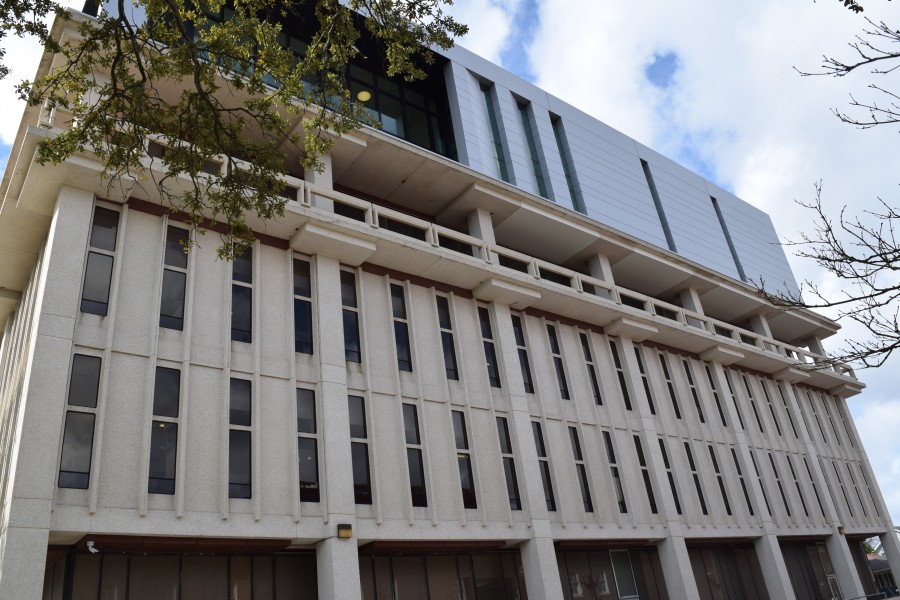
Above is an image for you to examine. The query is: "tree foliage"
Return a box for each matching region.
[3,0,466,257]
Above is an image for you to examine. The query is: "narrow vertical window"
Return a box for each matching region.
[682,360,705,423]
[349,395,372,504]
[481,84,509,183]
[532,421,556,511]
[659,438,682,515]
[708,445,731,516]
[796,389,816,441]
[546,324,569,400]
[551,115,585,214]
[658,353,681,419]
[777,383,799,439]
[641,159,676,252]
[608,339,632,410]
[511,314,534,393]
[742,375,765,434]
[293,259,314,354]
[760,380,783,437]
[517,101,548,198]
[80,206,120,316]
[806,390,829,444]
[769,453,791,517]
[858,464,881,518]
[705,365,728,427]
[603,430,627,513]
[479,306,501,388]
[296,388,319,502]
[845,461,867,517]
[834,398,856,447]
[159,226,189,330]
[750,450,772,516]
[403,403,427,507]
[231,248,253,343]
[723,369,745,430]
[228,378,252,499]
[731,448,755,516]
[633,347,655,414]
[390,284,413,372]
[684,442,708,516]
[821,396,842,446]
[579,333,603,405]
[569,427,593,512]
[58,355,101,489]
[804,457,825,516]
[341,270,362,363]
[634,436,658,514]
[785,455,809,517]
[496,417,521,510]
[452,411,477,509]
[436,296,459,380]
[148,366,180,494]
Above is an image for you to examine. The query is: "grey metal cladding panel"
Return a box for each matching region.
[714,189,800,296]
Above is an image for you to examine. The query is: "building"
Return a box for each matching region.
[1,5,899,600]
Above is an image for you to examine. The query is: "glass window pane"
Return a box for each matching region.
[253,557,274,600]
[296,388,316,433]
[540,461,556,511]
[407,448,427,507]
[298,437,319,502]
[473,554,504,599]
[426,556,460,600]
[406,105,430,148]
[274,555,317,599]
[390,284,407,319]
[228,429,252,498]
[58,411,95,489]
[89,207,119,251]
[153,367,180,418]
[229,378,251,426]
[394,321,412,372]
[343,309,361,362]
[497,417,512,454]
[230,557,252,600]
[81,252,113,315]
[232,247,253,283]
[436,296,451,329]
[452,411,468,450]
[377,76,400,96]
[99,555,128,600]
[458,455,477,509]
[441,332,458,380]
[148,422,177,494]
[293,258,311,297]
[159,269,186,330]
[71,553,100,600]
[231,285,252,343]
[532,422,546,457]
[164,226,189,268]
[181,556,227,600]
[611,551,638,597]
[351,442,372,504]
[393,557,428,599]
[68,354,101,408]
[294,299,313,354]
[349,395,367,438]
[128,556,179,600]
[403,404,420,445]
[503,457,521,510]
[340,271,358,307]
[374,556,393,600]
[379,94,404,137]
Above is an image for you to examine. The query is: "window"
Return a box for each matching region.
[532,422,556,511]
[148,367,180,494]
[511,314,534,393]
[760,380,783,437]
[551,115,585,214]
[293,259,313,354]
[341,271,362,363]
[231,248,253,343]
[658,438,682,515]
[821,395,842,446]
[858,463,881,518]
[159,226,189,330]
[517,101,548,198]
[804,457,825,516]
[831,459,854,516]
[481,84,509,183]
[579,333,603,405]
[708,445,731,516]
[569,427,593,512]
[403,403,427,507]
[845,461,867,517]
[603,430,627,513]
[391,284,413,372]
[768,453,791,517]
[658,353,681,419]
[750,450,772,516]
[80,206,119,316]
[806,390,829,444]
[608,339,632,410]
[731,448,755,516]
[722,369,745,430]
[785,454,808,517]
[59,354,101,489]
[496,417,521,510]
[833,397,856,448]
[349,395,372,504]
[633,347,655,414]
[452,411,477,509]
[705,365,728,427]
[228,378,252,498]
[634,436,657,514]
[435,296,459,380]
[777,383,799,438]
[742,375,765,434]
[546,324,570,400]
[684,442,708,516]
[682,360,705,423]
[296,388,319,502]
[478,307,501,388]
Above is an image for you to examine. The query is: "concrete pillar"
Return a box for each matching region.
[587,254,615,300]
[678,287,704,315]
[316,536,362,600]
[879,529,900,592]
[825,531,865,599]
[467,208,498,263]
[803,336,826,357]
[0,526,51,600]
[304,152,334,211]
[657,535,700,599]
[754,534,795,599]
[519,533,564,600]
[748,314,773,339]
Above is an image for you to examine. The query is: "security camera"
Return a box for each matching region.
[86,541,99,554]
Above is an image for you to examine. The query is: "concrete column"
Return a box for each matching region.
[467,208,498,263]
[0,526,51,600]
[825,531,865,599]
[304,152,334,211]
[587,254,614,285]
[803,336,826,357]
[678,287,704,315]
[754,534,795,599]
[748,314,773,338]
[879,529,900,592]
[657,535,700,599]
[519,533,564,600]
[316,537,362,600]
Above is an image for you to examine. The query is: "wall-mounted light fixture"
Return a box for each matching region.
[337,524,352,539]
[356,90,372,103]
[838,526,846,535]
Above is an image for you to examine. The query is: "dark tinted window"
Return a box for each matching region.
[228,430,252,498]
[81,252,114,315]
[229,379,251,426]
[58,412,95,489]
[148,422,177,494]
[293,259,311,297]
[349,395,367,438]
[298,438,319,502]
[159,269,186,330]
[152,367,180,418]
[68,354,101,408]
[164,226,189,268]
[232,248,253,284]
[296,388,316,434]
[231,285,252,343]
[89,207,119,251]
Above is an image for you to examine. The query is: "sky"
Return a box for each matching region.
[1,1,900,526]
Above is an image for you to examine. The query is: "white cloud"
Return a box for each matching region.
[447,0,518,64]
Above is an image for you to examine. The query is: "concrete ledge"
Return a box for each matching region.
[774,366,811,384]
[473,277,541,308]
[605,316,658,342]
[700,345,745,365]
[291,221,376,266]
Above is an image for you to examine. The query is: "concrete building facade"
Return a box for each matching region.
[1,8,899,600]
